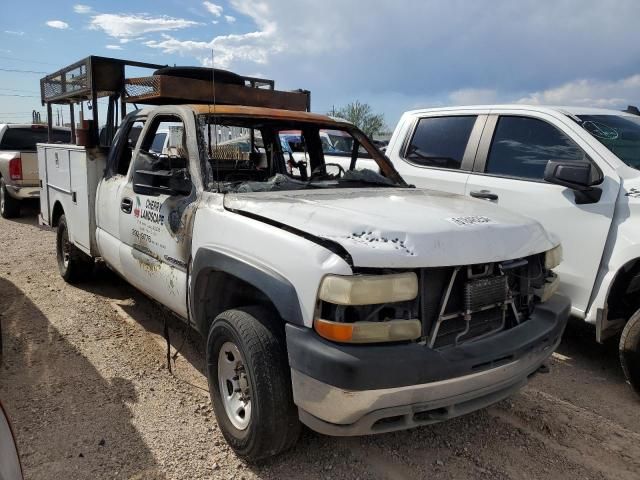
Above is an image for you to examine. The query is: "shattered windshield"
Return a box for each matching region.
[577,114,640,170]
[198,115,405,193]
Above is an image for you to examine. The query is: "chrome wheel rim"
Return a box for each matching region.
[61,227,70,269]
[217,341,252,430]
[0,183,5,214]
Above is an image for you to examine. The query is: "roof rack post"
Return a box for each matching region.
[69,103,76,144]
[46,103,53,143]
[91,89,99,145]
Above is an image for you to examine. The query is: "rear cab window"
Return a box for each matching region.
[404,116,477,169]
[0,127,70,151]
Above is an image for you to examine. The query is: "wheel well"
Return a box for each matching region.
[607,258,640,323]
[194,270,280,335]
[51,201,64,227]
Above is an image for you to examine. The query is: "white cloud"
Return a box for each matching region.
[89,13,200,39]
[80,0,640,124]
[516,75,640,108]
[225,15,236,23]
[4,30,24,36]
[448,88,499,105]
[105,44,123,50]
[46,20,69,30]
[73,4,92,14]
[204,1,223,17]
[144,0,280,68]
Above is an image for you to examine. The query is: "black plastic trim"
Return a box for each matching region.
[226,207,354,266]
[190,248,304,334]
[286,294,570,391]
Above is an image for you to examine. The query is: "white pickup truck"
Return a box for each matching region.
[386,105,640,393]
[0,124,69,218]
[37,57,570,460]
[38,102,570,460]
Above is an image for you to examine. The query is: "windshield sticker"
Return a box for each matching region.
[447,216,495,226]
[582,121,619,140]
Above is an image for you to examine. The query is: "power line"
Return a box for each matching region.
[0,93,40,98]
[0,87,40,94]
[0,55,57,66]
[0,111,45,114]
[0,68,47,74]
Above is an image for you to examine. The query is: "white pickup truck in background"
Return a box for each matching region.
[0,124,69,218]
[386,105,640,393]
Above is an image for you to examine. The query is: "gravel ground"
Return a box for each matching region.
[1,208,639,480]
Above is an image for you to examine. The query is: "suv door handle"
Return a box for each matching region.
[470,190,499,201]
[121,197,133,214]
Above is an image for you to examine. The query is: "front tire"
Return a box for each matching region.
[56,214,93,283]
[0,178,20,219]
[206,307,301,462]
[620,309,640,396]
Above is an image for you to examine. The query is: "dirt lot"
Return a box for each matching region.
[1,209,639,480]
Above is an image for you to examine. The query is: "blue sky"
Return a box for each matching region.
[1,0,640,128]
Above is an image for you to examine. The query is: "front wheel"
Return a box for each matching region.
[56,214,93,283]
[620,309,640,396]
[206,307,301,462]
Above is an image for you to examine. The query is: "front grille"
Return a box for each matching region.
[418,254,544,349]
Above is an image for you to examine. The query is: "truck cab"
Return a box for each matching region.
[386,105,640,393]
[37,58,570,461]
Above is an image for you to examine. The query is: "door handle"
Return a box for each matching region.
[470,190,499,201]
[121,197,133,214]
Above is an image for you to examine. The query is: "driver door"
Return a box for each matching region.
[118,112,195,319]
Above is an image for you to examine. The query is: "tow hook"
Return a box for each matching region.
[537,363,550,374]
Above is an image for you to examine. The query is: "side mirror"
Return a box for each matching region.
[543,161,599,191]
[133,168,192,197]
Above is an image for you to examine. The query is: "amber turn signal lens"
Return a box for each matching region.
[314,318,354,342]
[314,318,421,343]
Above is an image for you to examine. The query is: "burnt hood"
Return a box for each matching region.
[223,188,557,268]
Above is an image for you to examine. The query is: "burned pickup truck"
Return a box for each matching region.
[37,57,569,461]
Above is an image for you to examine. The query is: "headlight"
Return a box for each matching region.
[314,318,422,343]
[545,244,563,270]
[318,272,418,305]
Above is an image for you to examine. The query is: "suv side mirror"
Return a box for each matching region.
[544,161,599,191]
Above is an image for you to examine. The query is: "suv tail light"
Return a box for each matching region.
[9,155,22,181]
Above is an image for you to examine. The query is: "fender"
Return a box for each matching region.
[587,244,640,340]
[190,247,304,334]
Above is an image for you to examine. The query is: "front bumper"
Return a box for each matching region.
[286,294,570,436]
[5,185,39,200]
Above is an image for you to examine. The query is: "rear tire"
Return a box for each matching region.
[56,214,93,283]
[0,178,20,219]
[206,307,301,462]
[620,309,640,396]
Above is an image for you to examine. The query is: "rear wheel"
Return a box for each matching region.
[206,307,301,462]
[0,178,20,219]
[620,309,640,396]
[56,214,93,283]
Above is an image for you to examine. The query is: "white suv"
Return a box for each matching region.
[386,105,640,393]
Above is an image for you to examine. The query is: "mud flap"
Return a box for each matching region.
[596,307,626,343]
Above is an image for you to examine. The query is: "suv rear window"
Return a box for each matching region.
[0,128,70,151]
[405,116,477,169]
